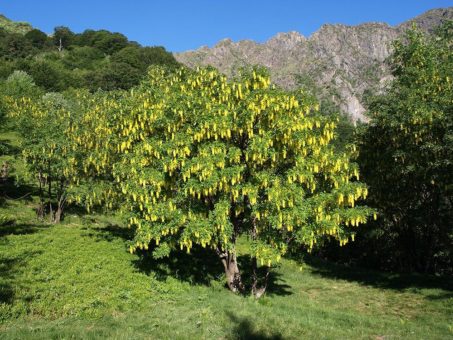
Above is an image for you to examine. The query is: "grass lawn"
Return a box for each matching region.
[0,196,452,340]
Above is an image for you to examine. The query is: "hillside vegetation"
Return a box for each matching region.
[0,17,179,92]
[0,15,32,35]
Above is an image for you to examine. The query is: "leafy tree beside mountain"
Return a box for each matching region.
[356,22,453,274]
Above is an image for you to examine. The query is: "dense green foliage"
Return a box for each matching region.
[7,92,79,222]
[340,23,453,274]
[0,24,179,92]
[0,71,42,163]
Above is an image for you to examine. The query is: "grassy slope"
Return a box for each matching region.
[0,198,452,340]
[1,132,452,339]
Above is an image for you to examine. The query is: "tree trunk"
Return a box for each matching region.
[251,218,269,298]
[53,178,66,224]
[54,205,63,223]
[36,170,45,219]
[218,249,243,293]
[48,172,53,222]
[251,257,269,298]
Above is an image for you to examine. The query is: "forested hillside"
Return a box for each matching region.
[0,18,179,92]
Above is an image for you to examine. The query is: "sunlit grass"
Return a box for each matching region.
[1,198,451,339]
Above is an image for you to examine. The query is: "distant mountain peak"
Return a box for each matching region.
[266,31,306,50]
[215,38,234,47]
[176,7,453,121]
[268,31,305,41]
[398,7,453,32]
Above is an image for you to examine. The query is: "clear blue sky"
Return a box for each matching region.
[0,1,452,52]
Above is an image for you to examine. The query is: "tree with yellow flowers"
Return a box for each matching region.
[8,92,81,222]
[76,65,373,296]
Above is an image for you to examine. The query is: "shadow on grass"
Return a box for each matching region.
[0,222,51,237]
[0,250,43,304]
[305,255,453,296]
[134,246,225,286]
[226,311,283,340]
[237,255,292,297]
[84,222,134,243]
[91,224,292,296]
[134,249,292,296]
[424,291,453,300]
[0,138,20,156]
[0,178,35,202]
[133,249,292,296]
[64,203,91,217]
[0,257,17,304]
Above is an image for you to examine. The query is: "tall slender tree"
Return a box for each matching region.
[357,23,453,273]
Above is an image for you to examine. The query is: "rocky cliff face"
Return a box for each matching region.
[175,8,453,121]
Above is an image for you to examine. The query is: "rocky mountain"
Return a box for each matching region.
[175,8,453,121]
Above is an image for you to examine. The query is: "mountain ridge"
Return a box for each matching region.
[176,8,453,121]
